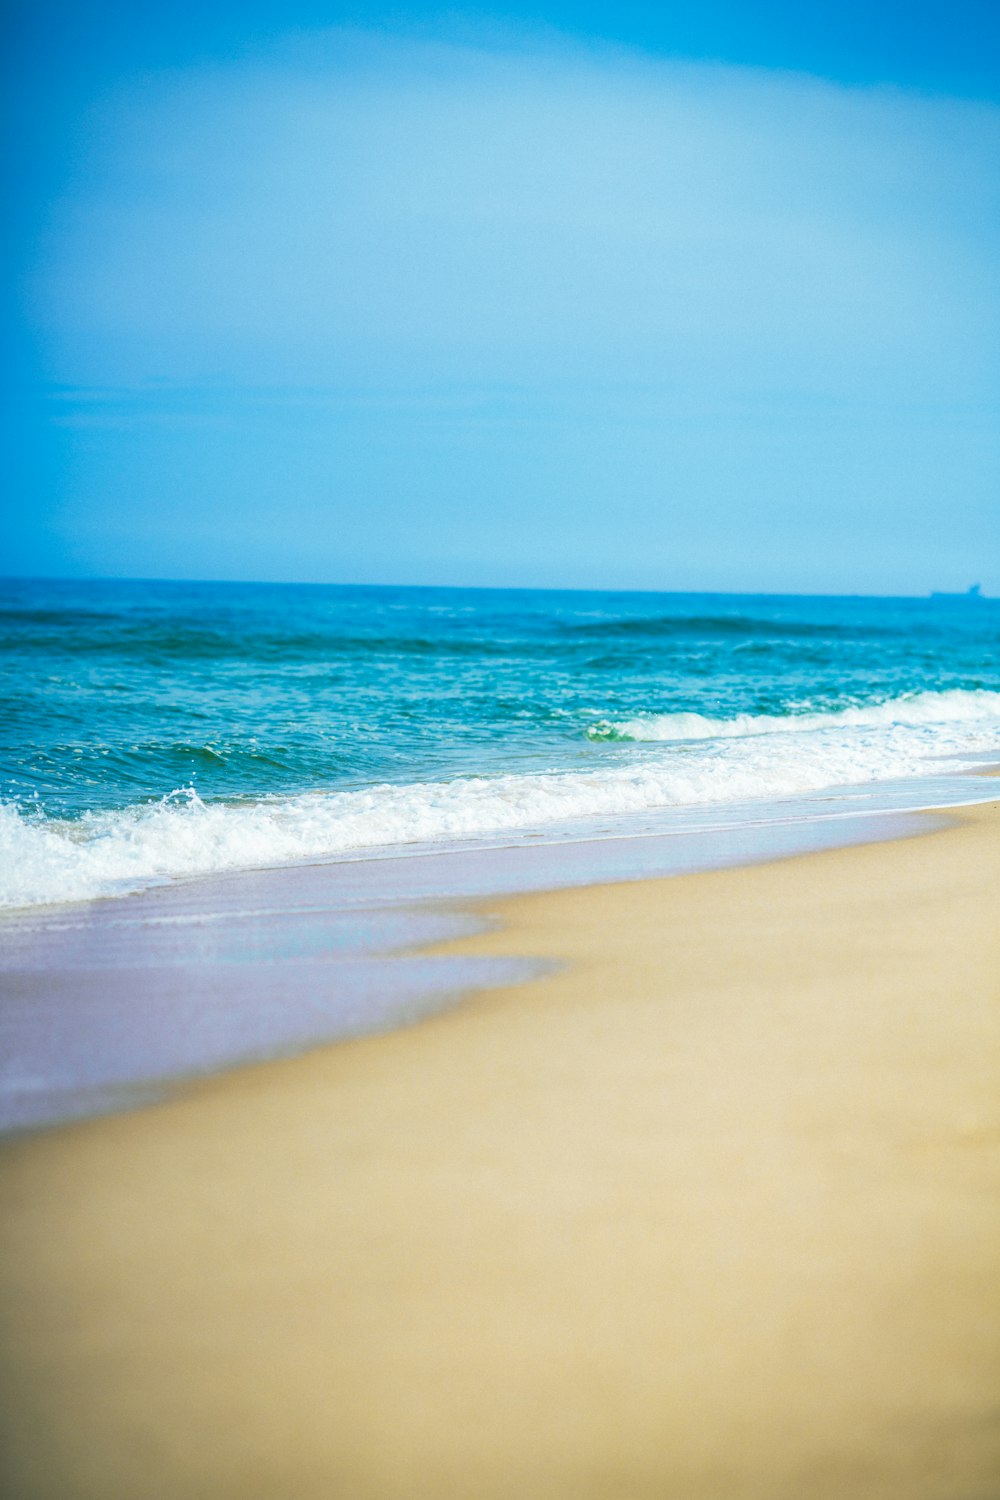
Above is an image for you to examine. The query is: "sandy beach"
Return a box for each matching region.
[1,802,998,1499]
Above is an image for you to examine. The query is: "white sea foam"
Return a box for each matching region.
[2,689,999,909]
[586,687,1000,741]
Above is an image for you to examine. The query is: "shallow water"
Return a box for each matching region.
[2,788,987,1134]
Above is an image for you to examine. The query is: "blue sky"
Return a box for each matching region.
[3,1,998,592]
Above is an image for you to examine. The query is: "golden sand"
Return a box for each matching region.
[1,803,998,1499]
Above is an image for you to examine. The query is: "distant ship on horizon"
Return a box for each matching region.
[930,583,986,600]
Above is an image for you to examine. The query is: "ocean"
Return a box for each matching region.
[2,577,999,910]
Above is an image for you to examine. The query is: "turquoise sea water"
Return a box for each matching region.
[2,578,999,908]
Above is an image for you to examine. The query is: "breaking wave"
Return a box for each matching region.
[586,688,1000,741]
[2,689,998,910]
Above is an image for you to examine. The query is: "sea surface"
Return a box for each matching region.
[2,578,999,910]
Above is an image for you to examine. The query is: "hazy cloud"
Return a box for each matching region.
[11,26,1000,590]
[33,30,1000,399]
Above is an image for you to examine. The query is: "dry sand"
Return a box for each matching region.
[1,803,998,1499]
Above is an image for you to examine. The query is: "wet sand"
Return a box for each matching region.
[1,802,998,1498]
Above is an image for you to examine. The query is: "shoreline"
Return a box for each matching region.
[4,760,998,917]
[2,770,996,1135]
[1,799,998,1496]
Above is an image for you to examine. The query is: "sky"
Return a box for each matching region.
[2,1,998,593]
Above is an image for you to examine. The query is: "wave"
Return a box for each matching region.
[0,605,124,628]
[4,610,908,659]
[586,688,1000,741]
[3,618,522,661]
[564,613,900,640]
[2,689,999,909]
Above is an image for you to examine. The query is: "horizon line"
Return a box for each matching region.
[0,574,990,601]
